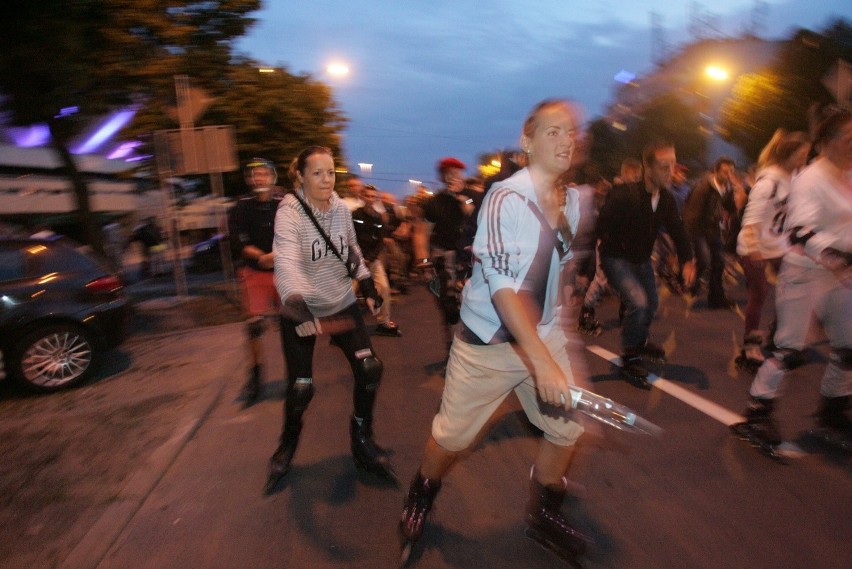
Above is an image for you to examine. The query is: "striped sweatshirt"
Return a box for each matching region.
[460,168,580,344]
[273,189,369,319]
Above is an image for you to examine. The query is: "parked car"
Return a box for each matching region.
[189,232,226,273]
[0,236,131,392]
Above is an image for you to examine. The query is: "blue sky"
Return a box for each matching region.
[237,1,849,195]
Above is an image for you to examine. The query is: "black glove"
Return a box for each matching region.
[358,277,383,310]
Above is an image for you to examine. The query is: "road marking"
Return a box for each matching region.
[585,345,746,426]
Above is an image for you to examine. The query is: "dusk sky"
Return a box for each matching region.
[237,1,849,195]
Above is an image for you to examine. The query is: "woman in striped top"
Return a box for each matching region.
[264,146,395,495]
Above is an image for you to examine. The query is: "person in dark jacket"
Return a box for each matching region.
[228,158,283,406]
[413,157,480,355]
[352,184,402,336]
[596,141,696,386]
[682,156,743,308]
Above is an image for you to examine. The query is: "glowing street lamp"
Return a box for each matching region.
[327,62,350,77]
[705,65,730,82]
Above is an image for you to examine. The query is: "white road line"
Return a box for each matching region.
[585,345,745,426]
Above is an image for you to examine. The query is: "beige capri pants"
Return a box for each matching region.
[432,322,585,452]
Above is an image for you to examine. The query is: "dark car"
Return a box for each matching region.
[0,236,131,392]
[189,232,226,273]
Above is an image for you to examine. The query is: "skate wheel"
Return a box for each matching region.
[399,541,413,567]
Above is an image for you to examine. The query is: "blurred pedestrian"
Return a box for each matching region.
[734,130,811,372]
[342,174,366,212]
[683,157,743,309]
[131,217,163,279]
[352,184,402,336]
[265,146,394,494]
[101,221,127,274]
[228,157,283,406]
[596,141,696,387]
[736,108,851,448]
[413,156,479,356]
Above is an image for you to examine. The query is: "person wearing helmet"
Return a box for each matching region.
[413,156,481,356]
[228,157,284,407]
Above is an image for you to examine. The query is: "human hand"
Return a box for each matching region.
[366,297,380,316]
[257,252,275,270]
[534,358,572,410]
[295,319,322,337]
[681,260,697,289]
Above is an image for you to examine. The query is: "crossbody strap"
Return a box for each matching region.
[293,193,347,266]
[503,189,568,256]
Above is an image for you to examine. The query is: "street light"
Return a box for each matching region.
[705,65,729,82]
[327,62,350,77]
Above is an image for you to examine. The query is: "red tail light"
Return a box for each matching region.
[86,275,124,294]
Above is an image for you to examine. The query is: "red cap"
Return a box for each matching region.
[437,157,466,173]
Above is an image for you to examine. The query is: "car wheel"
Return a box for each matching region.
[13,324,96,391]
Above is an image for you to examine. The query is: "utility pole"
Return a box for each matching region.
[154,75,237,299]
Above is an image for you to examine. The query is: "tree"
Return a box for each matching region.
[624,93,707,168]
[587,117,627,180]
[0,0,260,251]
[205,59,348,194]
[587,94,707,177]
[719,20,851,162]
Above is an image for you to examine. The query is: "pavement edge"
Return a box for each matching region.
[58,335,243,569]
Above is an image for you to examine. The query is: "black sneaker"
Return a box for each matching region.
[375,322,402,337]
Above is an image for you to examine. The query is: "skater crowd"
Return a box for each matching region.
[226,100,850,566]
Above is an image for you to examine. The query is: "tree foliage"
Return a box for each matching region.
[719,20,851,162]
[157,58,347,195]
[0,0,260,249]
[587,94,707,179]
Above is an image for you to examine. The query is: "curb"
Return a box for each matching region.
[58,342,243,569]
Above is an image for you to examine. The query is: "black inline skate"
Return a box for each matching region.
[525,477,591,567]
[620,352,651,390]
[577,305,602,337]
[263,428,300,495]
[730,397,787,463]
[350,416,398,483]
[399,471,442,566]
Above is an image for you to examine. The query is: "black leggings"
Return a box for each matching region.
[280,303,378,419]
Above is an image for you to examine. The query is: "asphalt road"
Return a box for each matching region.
[78,282,850,569]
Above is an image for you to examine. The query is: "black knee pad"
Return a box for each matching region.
[830,348,852,371]
[774,349,807,370]
[287,377,314,413]
[246,317,265,340]
[354,355,383,391]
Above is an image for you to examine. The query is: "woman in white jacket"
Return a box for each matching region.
[735,130,810,371]
[737,107,852,448]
